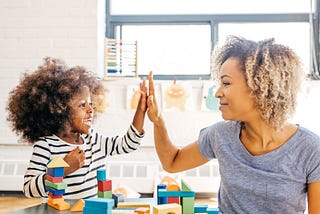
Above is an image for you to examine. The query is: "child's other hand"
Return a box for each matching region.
[63,147,85,176]
[147,71,160,123]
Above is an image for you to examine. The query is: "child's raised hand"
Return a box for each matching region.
[63,147,85,176]
[147,71,160,123]
[137,77,148,113]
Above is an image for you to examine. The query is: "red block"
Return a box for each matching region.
[167,196,180,204]
[46,175,63,183]
[48,192,63,199]
[98,180,112,191]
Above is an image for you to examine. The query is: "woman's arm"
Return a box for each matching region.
[308,180,320,213]
[147,71,209,173]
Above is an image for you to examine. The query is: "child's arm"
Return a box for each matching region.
[132,78,148,134]
[24,140,50,198]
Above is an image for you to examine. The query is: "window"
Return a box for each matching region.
[106,0,313,79]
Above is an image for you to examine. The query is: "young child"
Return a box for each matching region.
[7,57,148,199]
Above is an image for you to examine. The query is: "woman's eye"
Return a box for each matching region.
[89,102,93,107]
[222,82,230,86]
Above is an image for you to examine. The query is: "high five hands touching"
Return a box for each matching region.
[147,71,161,124]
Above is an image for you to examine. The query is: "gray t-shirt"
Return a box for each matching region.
[198,120,320,214]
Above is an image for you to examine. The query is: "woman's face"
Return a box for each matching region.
[69,86,94,134]
[215,57,259,122]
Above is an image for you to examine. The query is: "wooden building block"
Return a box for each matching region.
[207,207,219,214]
[98,190,112,198]
[47,167,64,177]
[97,169,107,181]
[117,202,150,209]
[194,204,208,213]
[153,203,182,214]
[98,180,112,191]
[70,199,85,212]
[181,197,194,214]
[84,197,114,209]
[45,180,67,190]
[47,199,70,211]
[134,207,150,214]
[46,175,63,183]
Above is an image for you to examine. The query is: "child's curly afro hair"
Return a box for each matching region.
[6,57,106,144]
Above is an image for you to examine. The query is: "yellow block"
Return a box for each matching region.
[70,199,85,212]
[153,203,182,214]
[117,202,150,209]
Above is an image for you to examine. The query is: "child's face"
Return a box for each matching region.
[69,86,94,134]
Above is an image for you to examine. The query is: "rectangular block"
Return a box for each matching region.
[153,203,181,214]
[83,206,112,214]
[194,204,208,213]
[46,175,63,183]
[98,180,112,191]
[47,167,64,177]
[97,169,107,181]
[98,190,112,198]
[84,197,114,209]
[46,186,65,195]
[45,180,67,190]
[158,189,195,197]
[207,207,219,214]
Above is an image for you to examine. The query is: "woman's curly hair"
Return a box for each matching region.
[211,36,304,130]
[6,57,106,144]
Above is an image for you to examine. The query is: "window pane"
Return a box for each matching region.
[219,23,310,72]
[111,0,309,15]
[120,25,211,76]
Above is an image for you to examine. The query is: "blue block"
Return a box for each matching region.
[157,184,167,204]
[194,204,208,213]
[83,206,112,214]
[47,167,64,177]
[84,197,114,209]
[97,169,107,181]
[46,186,65,195]
[207,207,219,214]
[158,189,195,197]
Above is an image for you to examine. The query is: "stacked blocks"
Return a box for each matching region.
[83,197,114,214]
[97,169,112,198]
[45,156,70,210]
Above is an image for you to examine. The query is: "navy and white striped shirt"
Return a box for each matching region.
[23,124,144,199]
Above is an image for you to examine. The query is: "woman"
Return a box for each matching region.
[147,36,320,213]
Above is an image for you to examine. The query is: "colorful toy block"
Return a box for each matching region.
[97,169,107,181]
[207,207,219,214]
[134,207,150,214]
[117,202,150,209]
[194,204,208,213]
[153,203,182,214]
[83,197,114,214]
[70,199,85,212]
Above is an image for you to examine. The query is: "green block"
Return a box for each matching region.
[181,179,192,191]
[182,196,194,214]
[98,190,112,198]
[44,180,67,190]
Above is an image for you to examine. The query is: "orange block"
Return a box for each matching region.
[48,196,65,204]
[47,199,70,211]
[134,207,150,214]
[70,199,85,212]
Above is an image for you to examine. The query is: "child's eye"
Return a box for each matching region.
[79,103,86,108]
[89,102,93,107]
